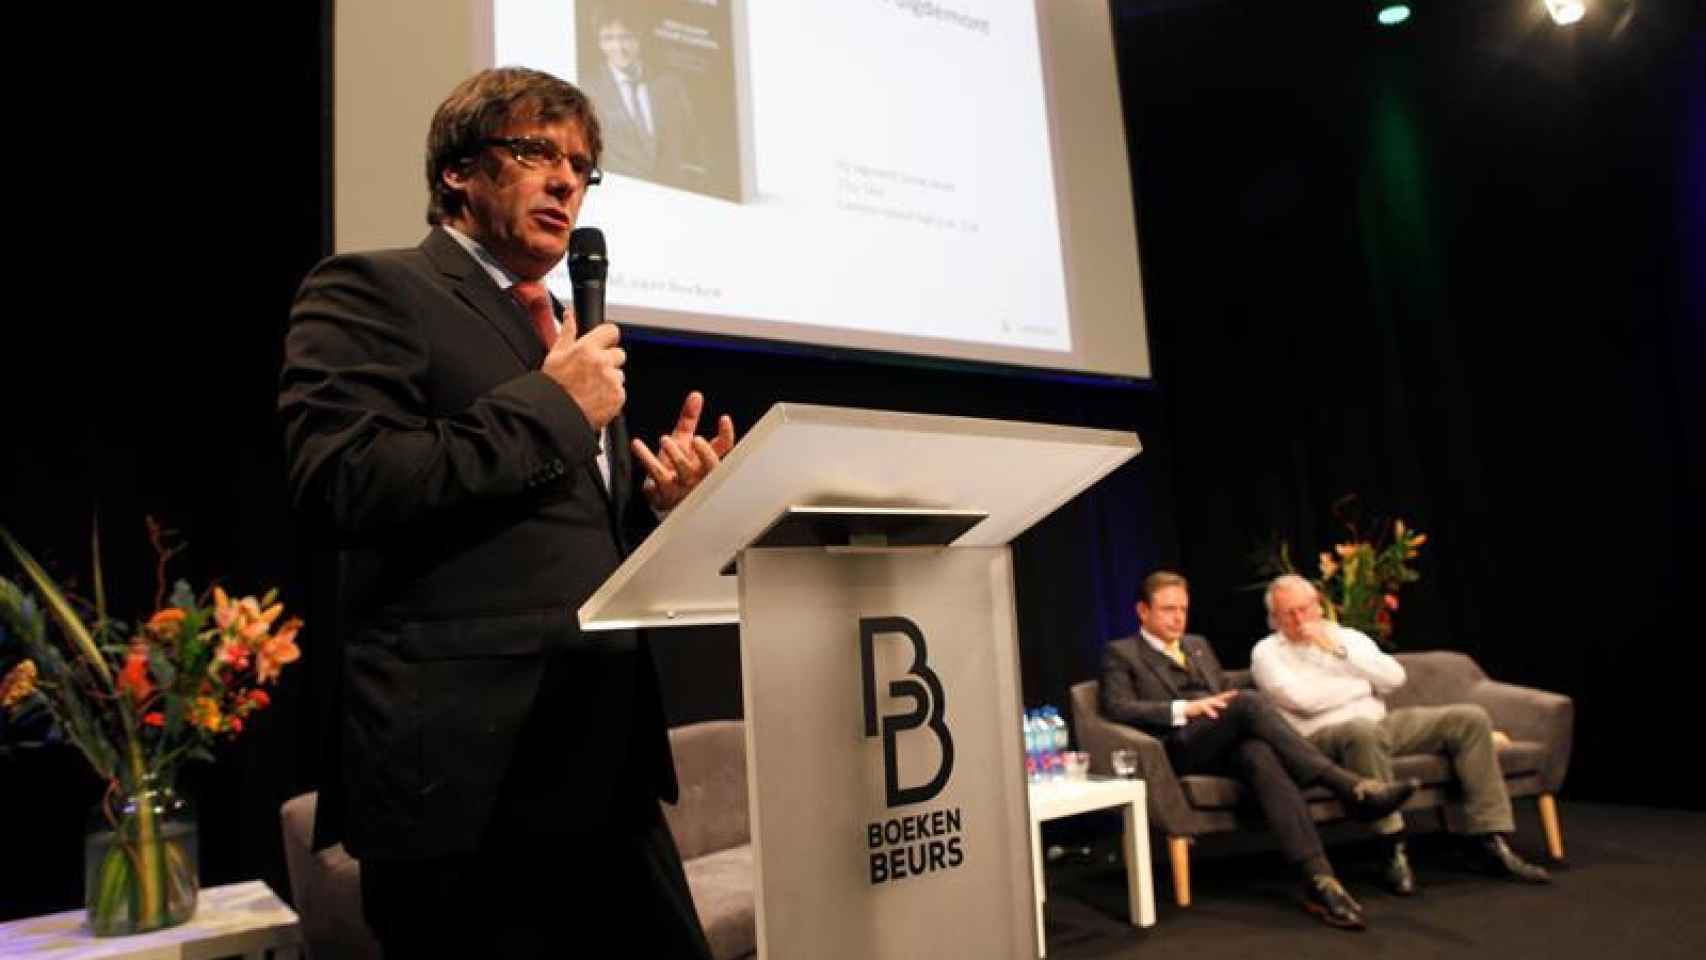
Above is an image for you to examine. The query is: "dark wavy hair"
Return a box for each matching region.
[424,67,603,225]
[1140,571,1189,605]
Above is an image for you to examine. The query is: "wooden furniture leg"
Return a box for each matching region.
[1167,836,1192,907]
[1538,793,1565,860]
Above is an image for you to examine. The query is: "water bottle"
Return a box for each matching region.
[1021,710,1033,783]
[1035,707,1052,781]
[1046,706,1069,781]
[1023,711,1041,784]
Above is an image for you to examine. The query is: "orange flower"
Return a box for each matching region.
[191,696,222,732]
[1,660,38,711]
[143,712,165,727]
[117,644,154,707]
[1404,532,1428,558]
[257,618,302,684]
[145,607,186,637]
[216,586,287,646]
[213,586,236,631]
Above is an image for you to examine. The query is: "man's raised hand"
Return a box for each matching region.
[633,391,737,511]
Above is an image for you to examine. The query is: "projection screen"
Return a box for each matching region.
[335,0,1149,379]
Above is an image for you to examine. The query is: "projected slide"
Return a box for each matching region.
[494,0,1071,354]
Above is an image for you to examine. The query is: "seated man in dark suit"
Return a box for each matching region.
[1100,571,1416,930]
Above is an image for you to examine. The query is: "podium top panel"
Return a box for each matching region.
[579,403,1139,631]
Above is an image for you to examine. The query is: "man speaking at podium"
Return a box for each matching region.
[280,67,731,957]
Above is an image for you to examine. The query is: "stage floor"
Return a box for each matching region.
[1040,800,1706,959]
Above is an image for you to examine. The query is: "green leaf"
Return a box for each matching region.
[164,697,186,737]
[90,841,134,932]
[0,528,113,686]
[90,517,109,633]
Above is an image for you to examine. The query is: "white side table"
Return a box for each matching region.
[0,880,302,959]
[1027,777,1155,957]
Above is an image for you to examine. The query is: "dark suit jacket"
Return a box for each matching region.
[279,228,676,861]
[583,66,705,190]
[1098,633,1231,737]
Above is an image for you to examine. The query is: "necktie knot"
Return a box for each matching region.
[511,281,559,349]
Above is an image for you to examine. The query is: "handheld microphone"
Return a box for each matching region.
[567,227,608,332]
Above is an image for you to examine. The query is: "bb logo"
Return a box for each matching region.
[860,616,955,807]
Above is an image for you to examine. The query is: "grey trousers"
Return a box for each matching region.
[1309,704,1515,836]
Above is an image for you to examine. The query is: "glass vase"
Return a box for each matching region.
[83,773,199,936]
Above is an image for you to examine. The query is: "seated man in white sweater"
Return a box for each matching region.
[1250,575,1550,893]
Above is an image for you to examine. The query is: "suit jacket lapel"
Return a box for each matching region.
[1181,636,1223,693]
[422,230,626,524]
[421,228,544,369]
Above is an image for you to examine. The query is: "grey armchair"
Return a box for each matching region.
[1070,650,1572,907]
[660,719,756,960]
[279,792,380,960]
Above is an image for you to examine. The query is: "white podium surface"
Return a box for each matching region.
[0,881,301,959]
[580,402,1138,630]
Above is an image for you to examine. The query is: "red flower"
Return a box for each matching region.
[248,690,271,710]
[116,644,154,706]
[1383,593,1400,611]
[143,712,165,727]
[214,637,252,673]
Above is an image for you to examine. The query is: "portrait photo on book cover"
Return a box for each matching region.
[577,0,746,202]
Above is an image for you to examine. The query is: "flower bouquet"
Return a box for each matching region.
[1256,496,1427,649]
[0,520,301,935]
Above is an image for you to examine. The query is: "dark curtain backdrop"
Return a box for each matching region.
[1114,0,1703,804]
[3,0,1700,922]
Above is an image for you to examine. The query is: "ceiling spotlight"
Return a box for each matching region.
[1376,4,1412,26]
[1543,0,1587,25]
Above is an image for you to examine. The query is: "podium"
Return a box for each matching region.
[581,403,1138,959]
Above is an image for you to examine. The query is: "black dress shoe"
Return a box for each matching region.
[1302,875,1366,930]
[1344,778,1417,822]
[1383,840,1417,896]
[1470,834,1552,884]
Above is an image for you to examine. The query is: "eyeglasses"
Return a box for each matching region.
[475,136,602,186]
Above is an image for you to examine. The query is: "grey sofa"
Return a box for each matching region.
[280,719,757,960]
[1070,650,1572,906]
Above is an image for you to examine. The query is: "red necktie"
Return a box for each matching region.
[511,281,560,350]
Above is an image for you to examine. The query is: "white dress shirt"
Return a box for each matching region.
[1250,623,1407,736]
